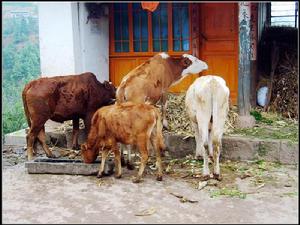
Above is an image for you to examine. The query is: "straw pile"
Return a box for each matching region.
[164,93,238,136]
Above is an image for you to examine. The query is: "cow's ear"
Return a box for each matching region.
[181,57,192,67]
[103,81,111,90]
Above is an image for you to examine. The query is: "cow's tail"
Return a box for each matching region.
[116,82,126,104]
[22,83,31,128]
[210,78,229,141]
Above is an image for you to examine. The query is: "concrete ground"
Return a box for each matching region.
[2,157,299,224]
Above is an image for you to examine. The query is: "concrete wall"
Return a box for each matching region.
[73,3,109,82]
[38,2,109,81]
[38,2,76,76]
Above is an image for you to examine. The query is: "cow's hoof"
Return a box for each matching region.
[200,175,210,181]
[46,152,56,158]
[194,153,203,160]
[156,176,163,181]
[115,174,122,179]
[96,172,104,178]
[213,173,222,181]
[72,145,80,150]
[132,177,142,183]
[127,162,135,170]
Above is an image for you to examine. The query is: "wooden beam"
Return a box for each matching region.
[238,2,251,116]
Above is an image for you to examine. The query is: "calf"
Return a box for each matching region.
[81,102,165,183]
[22,72,116,160]
[185,75,230,180]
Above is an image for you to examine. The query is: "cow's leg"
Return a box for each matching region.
[126,145,135,170]
[212,139,222,181]
[97,149,110,178]
[26,128,37,161]
[27,120,46,160]
[208,130,214,162]
[37,127,54,158]
[196,113,210,180]
[151,134,163,181]
[83,112,93,137]
[161,93,168,129]
[120,144,126,167]
[112,144,122,178]
[120,144,135,170]
[72,118,80,150]
[132,136,148,183]
[191,121,203,159]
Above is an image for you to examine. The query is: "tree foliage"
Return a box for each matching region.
[2,3,40,135]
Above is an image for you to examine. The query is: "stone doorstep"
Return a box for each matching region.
[163,134,298,164]
[4,129,298,164]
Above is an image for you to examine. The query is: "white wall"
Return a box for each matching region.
[72,3,109,82]
[38,2,109,81]
[38,2,76,76]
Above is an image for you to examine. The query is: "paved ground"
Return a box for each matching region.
[2,155,299,224]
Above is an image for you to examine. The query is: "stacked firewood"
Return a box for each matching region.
[269,51,298,119]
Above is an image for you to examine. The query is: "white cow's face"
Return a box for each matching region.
[181,54,208,76]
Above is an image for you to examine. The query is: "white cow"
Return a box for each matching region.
[185,75,230,180]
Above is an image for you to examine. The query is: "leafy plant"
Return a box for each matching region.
[210,187,247,199]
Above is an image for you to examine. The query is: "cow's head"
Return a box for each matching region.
[81,143,99,163]
[180,54,208,76]
[103,81,116,105]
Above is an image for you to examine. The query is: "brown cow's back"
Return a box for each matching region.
[23,72,110,123]
[22,72,116,160]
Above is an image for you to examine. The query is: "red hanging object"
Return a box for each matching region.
[141,2,159,12]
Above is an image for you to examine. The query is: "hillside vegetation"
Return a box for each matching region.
[2,2,40,134]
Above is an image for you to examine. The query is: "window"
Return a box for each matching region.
[133,3,148,52]
[152,3,168,52]
[113,3,129,52]
[172,3,190,51]
[271,2,298,27]
[111,3,191,54]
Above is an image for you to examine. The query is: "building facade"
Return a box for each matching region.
[38,2,268,105]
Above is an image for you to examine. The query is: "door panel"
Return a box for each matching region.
[109,58,136,85]
[201,54,238,104]
[201,3,237,39]
[200,3,238,104]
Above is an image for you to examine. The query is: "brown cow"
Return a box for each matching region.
[116,52,208,167]
[81,102,165,183]
[22,72,116,160]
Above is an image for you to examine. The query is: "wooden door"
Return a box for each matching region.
[199,3,239,104]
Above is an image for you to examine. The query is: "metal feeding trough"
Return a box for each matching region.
[25,157,114,176]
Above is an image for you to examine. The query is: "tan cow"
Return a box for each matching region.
[81,102,165,183]
[116,52,208,128]
[116,52,208,167]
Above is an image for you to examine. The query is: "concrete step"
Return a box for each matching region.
[164,134,298,164]
[4,128,298,164]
